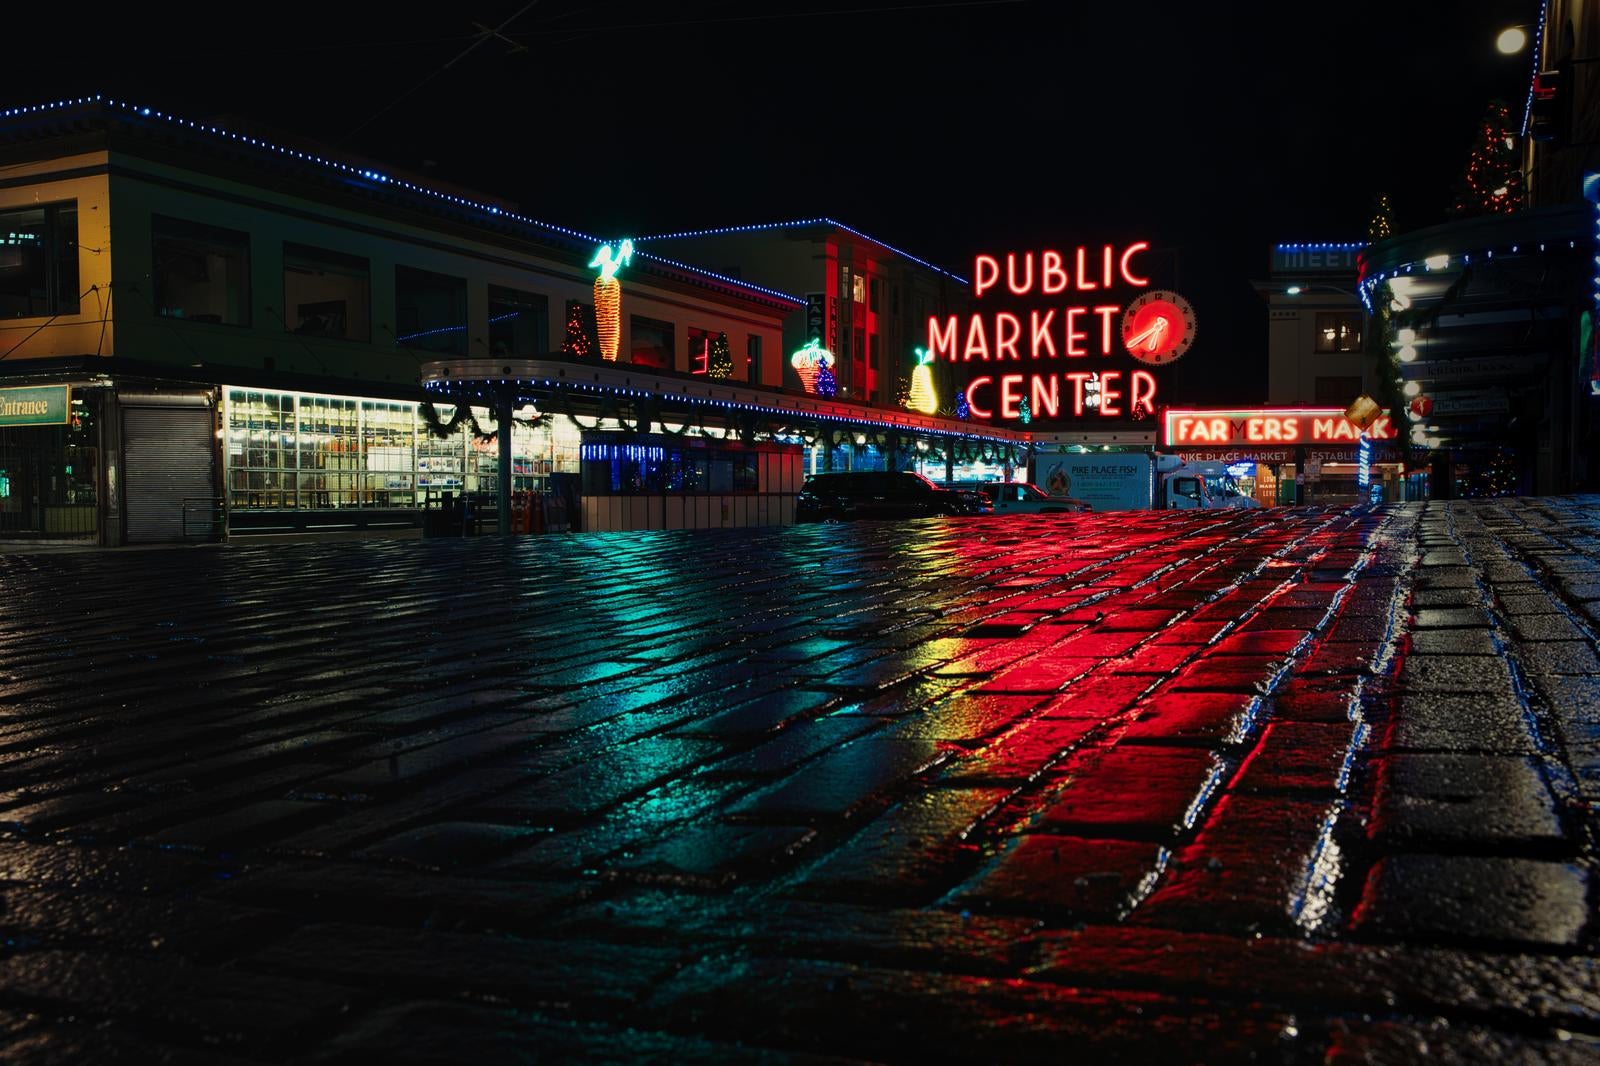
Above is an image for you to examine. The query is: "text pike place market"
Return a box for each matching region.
[927,243,1190,423]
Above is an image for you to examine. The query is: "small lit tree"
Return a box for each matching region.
[707,331,734,379]
[1449,100,1524,218]
[560,300,595,359]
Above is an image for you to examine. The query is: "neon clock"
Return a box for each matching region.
[1121,290,1196,366]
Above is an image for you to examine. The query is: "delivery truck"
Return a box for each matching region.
[1033,451,1235,511]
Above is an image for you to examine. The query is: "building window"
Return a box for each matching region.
[0,202,78,318]
[687,326,715,374]
[488,285,549,356]
[868,278,881,313]
[851,272,866,304]
[1314,376,1363,405]
[395,266,467,354]
[1314,311,1362,353]
[891,286,899,316]
[630,315,674,369]
[284,243,369,341]
[747,334,762,385]
[869,333,879,370]
[153,216,250,325]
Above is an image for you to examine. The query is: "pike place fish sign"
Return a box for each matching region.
[927,243,1195,425]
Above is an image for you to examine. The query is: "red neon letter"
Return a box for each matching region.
[1131,370,1156,414]
[1042,250,1067,294]
[965,377,993,419]
[1065,308,1087,356]
[995,313,1021,360]
[1074,247,1097,291]
[974,255,1000,298]
[1031,375,1059,419]
[1099,371,1122,416]
[1006,253,1034,296]
[1093,306,1119,354]
[928,316,959,360]
[999,374,1025,420]
[1120,242,1150,286]
[964,316,991,361]
[1030,310,1057,359]
[1102,245,1114,288]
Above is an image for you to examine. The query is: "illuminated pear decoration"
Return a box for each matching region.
[588,239,633,361]
[907,347,938,414]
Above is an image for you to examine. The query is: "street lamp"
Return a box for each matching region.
[1497,26,1528,54]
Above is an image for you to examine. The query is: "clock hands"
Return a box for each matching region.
[1126,315,1170,353]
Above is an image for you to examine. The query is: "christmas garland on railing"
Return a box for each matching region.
[420,399,497,441]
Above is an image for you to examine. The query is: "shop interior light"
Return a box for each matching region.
[1285,285,1304,295]
[1424,254,1450,271]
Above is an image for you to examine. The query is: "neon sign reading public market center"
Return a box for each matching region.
[928,242,1197,423]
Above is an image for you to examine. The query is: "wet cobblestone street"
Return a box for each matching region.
[1,499,1598,1062]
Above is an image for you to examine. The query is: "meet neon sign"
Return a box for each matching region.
[930,242,1193,423]
[1163,408,1397,447]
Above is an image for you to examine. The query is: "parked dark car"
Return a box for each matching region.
[796,471,992,522]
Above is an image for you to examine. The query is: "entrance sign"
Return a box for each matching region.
[1163,407,1397,448]
[0,385,70,427]
[931,242,1196,424]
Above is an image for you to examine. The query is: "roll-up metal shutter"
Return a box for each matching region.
[123,402,216,543]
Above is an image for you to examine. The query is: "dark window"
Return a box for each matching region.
[891,286,899,316]
[488,285,549,356]
[630,315,674,369]
[868,278,881,312]
[1314,311,1362,353]
[283,243,368,341]
[747,334,762,384]
[0,202,78,318]
[395,266,467,354]
[1314,375,1363,405]
[153,216,249,325]
[869,333,879,370]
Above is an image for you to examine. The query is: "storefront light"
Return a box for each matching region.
[1396,328,1416,345]
[1398,345,1417,362]
[1403,382,1421,398]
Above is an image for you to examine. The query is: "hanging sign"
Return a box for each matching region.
[929,242,1194,424]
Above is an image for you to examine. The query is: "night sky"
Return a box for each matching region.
[10,0,1542,402]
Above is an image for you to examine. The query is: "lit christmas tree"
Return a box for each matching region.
[895,376,912,409]
[1449,100,1524,218]
[1368,193,1394,241]
[955,390,970,420]
[707,331,733,379]
[560,300,594,358]
[815,359,837,398]
[1018,397,1032,425]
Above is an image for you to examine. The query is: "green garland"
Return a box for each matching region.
[420,399,497,441]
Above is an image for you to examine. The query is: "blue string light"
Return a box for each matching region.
[627,218,969,285]
[1520,0,1550,137]
[0,95,807,308]
[1274,242,1367,252]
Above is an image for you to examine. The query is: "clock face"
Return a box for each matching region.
[1121,290,1196,366]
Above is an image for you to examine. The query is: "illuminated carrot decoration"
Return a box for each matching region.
[589,239,633,361]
